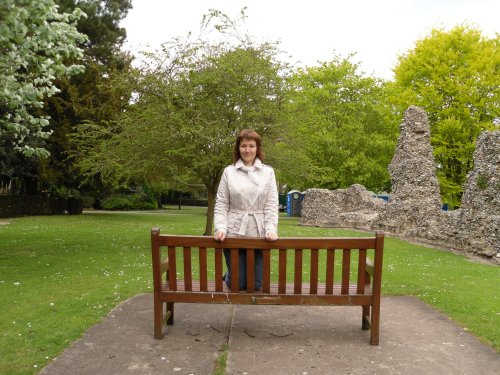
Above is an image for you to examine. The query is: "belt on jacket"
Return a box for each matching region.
[229,209,265,236]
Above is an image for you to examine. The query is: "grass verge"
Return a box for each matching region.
[212,343,229,375]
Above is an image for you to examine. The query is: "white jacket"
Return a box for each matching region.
[214,158,278,237]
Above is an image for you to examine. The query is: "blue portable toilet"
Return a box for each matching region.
[287,190,302,216]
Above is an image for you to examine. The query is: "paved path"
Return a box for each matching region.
[40,294,499,375]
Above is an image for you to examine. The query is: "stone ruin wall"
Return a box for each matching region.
[300,184,384,229]
[299,106,499,262]
[451,131,499,257]
[376,106,443,236]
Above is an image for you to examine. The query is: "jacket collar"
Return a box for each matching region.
[235,158,263,170]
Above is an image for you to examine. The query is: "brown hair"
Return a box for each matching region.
[233,129,264,164]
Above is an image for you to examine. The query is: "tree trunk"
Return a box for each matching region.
[204,182,217,236]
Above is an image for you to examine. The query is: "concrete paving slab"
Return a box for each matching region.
[40,294,499,375]
[226,296,499,375]
[40,294,233,375]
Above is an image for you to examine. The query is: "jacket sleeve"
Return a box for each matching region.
[264,168,279,234]
[214,168,229,234]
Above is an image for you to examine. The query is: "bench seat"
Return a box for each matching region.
[161,281,373,305]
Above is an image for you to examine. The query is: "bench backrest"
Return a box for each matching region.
[151,228,384,297]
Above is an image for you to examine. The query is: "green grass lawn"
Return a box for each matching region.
[0,207,498,374]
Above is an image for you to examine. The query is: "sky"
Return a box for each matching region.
[120,0,499,80]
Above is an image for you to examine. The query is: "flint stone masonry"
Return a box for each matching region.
[375,106,442,236]
[413,131,499,258]
[300,106,499,262]
[454,131,499,257]
[299,184,384,228]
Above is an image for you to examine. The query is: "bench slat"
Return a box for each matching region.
[325,249,335,294]
[183,247,192,291]
[357,249,367,294]
[162,280,372,296]
[246,248,255,293]
[158,235,377,250]
[215,248,223,292]
[294,249,302,294]
[230,248,239,291]
[278,249,287,294]
[310,249,319,294]
[199,247,207,292]
[168,246,177,291]
[162,280,372,302]
[263,250,271,293]
[341,249,351,295]
[162,290,373,305]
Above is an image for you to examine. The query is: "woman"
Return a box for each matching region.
[214,129,279,290]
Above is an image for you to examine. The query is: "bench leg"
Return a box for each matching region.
[166,302,174,325]
[370,302,380,345]
[362,305,370,330]
[153,295,164,339]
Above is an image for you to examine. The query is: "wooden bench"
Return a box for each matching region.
[151,228,384,345]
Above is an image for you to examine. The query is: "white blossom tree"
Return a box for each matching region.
[0,0,87,157]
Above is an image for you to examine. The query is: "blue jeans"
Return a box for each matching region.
[223,248,263,290]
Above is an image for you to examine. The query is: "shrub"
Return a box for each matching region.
[80,195,96,209]
[101,193,157,210]
[130,193,157,210]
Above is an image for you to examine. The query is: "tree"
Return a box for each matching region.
[389,25,500,206]
[55,0,131,65]
[278,55,398,192]
[73,9,288,234]
[0,0,87,158]
[37,0,133,200]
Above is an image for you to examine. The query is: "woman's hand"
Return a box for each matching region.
[265,231,278,241]
[214,230,226,242]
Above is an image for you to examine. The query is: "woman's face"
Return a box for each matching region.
[239,138,257,166]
